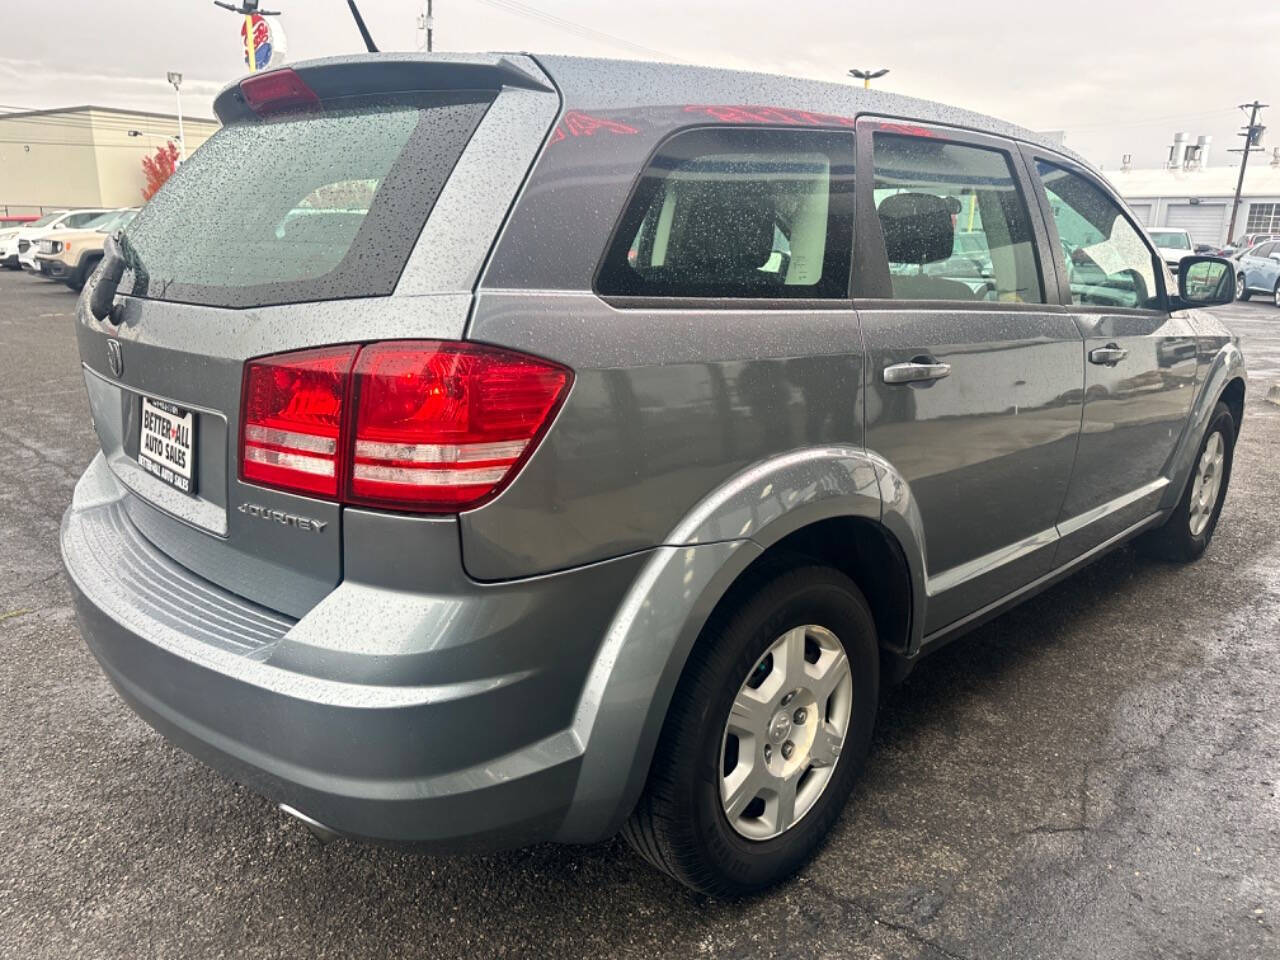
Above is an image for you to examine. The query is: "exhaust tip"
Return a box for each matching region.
[279,803,342,846]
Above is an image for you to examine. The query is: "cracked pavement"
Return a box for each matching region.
[0,272,1277,959]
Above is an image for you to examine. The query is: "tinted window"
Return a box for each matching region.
[1036,161,1161,310]
[872,133,1043,303]
[596,127,854,299]
[120,94,492,309]
[63,211,106,228]
[1252,242,1275,258]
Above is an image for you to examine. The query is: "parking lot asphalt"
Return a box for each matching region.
[0,269,1276,960]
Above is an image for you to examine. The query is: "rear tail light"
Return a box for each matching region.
[239,341,571,512]
[241,345,358,498]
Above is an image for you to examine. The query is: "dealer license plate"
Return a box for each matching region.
[138,397,196,495]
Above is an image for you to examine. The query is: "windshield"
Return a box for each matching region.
[121,94,492,309]
[28,213,61,229]
[95,210,136,233]
[1149,231,1191,250]
[79,211,118,231]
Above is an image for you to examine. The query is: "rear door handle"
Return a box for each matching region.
[883,361,952,384]
[1089,344,1128,366]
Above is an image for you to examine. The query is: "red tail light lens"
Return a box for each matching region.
[349,341,571,511]
[239,68,321,115]
[238,341,571,512]
[240,345,358,497]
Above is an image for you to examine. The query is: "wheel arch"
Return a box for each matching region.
[556,447,926,844]
[1221,376,1245,435]
[1161,342,1246,512]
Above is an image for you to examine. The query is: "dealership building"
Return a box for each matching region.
[0,106,219,217]
[1111,133,1280,246]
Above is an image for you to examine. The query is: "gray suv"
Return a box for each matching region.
[61,54,1244,896]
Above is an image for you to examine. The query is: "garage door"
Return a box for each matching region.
[1164,203,1227,244]
[1128,202,1153,226]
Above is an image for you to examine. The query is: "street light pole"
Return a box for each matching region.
[848,67,889,89]
[418,0,434,51]
[167,71,186,163]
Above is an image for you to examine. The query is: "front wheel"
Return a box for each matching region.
[1137,401,1236,562]
[1273,281,1280,309]
[1236,274,1251,301]
[622,562,879,896]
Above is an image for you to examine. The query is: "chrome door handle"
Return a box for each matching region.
[883,361,951,384]
[1089,344,1128,366]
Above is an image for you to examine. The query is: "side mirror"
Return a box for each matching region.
[1176,256,1234,307]
[88,232,126,324]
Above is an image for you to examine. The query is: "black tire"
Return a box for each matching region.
[1236,274,1251,301]
[622,561,879,897]
[67,257,98,293]
[1273,281,1280,309]
[1137,401,1236,562]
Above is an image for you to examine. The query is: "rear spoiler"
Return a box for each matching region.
[213,53,555,123]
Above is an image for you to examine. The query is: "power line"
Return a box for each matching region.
[470,0,680,62]
[1048,107,1238,132]
[0,138,185,150]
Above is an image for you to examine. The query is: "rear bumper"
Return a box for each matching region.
[61,454,650,850]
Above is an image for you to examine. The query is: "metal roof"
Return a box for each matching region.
[1110,162,1280,199]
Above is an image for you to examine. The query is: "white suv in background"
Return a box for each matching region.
[13,209,110,273]
[1148,228,1195,276]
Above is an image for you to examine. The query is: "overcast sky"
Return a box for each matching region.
[6,0,1278,170]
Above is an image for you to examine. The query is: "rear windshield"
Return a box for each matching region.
[120,93,492,308]
[1149,230,1191,250]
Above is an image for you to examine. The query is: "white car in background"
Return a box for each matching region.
[1148,228,1195,276]
[14,209,111,273]
[0,213,66,268]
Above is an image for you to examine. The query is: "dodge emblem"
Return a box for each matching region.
[106,339,123,378]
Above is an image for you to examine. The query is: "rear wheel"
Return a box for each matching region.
[622,562,879,896]
[1236,273,1251,301]
[1137,401,1236,562]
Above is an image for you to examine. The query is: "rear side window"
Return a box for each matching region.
[1035,161,1161,310]
[872,133,1043,303]
[63,211,106,229]
[120,94,492,309]
[596,127,854,299]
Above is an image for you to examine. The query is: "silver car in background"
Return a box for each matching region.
[61,54,1244,896]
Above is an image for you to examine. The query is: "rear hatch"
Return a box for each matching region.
[74,55,559,616]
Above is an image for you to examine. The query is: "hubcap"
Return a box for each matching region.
[1189,430,1225,537]
[1236,275,1246,299]
[1274,286,1280,307]
[719,625,853,841]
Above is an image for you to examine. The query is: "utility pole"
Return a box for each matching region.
[1226,100,1268,244]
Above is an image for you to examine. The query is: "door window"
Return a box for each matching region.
[596,127,854,299]
[1251,242,1275,259]
[1035,161,1161,310]
[871,133,1043,303]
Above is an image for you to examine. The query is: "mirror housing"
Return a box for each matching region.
[1176,255,1234,307]
[88,232,126,324]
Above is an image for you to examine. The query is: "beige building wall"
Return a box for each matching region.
[0,107,219,215]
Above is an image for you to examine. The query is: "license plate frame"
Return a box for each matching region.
[138,397,197,496]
